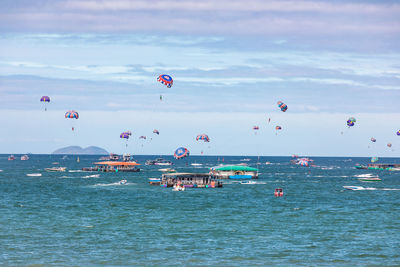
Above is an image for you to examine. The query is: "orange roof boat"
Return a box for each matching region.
[94,161,141,166]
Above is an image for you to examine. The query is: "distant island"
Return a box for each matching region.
[52,146,109,155]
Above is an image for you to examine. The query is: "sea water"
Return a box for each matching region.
[1,155,400,266]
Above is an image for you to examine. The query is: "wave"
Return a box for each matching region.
[82,174,100,178]
[354,174,376,178]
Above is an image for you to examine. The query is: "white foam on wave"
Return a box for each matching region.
[82,174,100,178]
[354,173,376,178]
[0,169,3,172]
[60,176,73,178]
[69,170,84,173]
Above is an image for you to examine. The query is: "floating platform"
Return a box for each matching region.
[355,163,400,171]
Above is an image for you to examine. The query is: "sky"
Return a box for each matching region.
[0,0,399,156]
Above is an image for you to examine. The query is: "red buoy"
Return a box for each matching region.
[274,188,283,197]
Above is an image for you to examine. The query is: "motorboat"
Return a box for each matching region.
[21,155,29,161]
[191,163,203,166]
[240,180,257,185]
[358,177,381,182]
[148,178,161,185]
[343,186,377,191]
[119,179,127,185]
[26,173,42,177]
[146,158,173,166]
[8,155,15,161]
[45,167,67,172]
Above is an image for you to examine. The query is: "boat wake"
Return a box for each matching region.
[82,174,100,178]
[69,170,84,173]
[93,181,134,187]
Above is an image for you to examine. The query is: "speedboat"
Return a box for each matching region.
[358,177,381,182]
[146,158,173,166]
[191,163,203,166]
[240,180,257,184]
[26,173,42,177]
[119,179,127,185]
[343,186,377,191]
[21,155,29,161]
[8,155,15,161]
[45,167,67,172]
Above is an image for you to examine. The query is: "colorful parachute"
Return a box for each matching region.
[40,96,50,111]
[65,110,79,119]
[277,101,288,112]
[125,131,132,136]
[120,132,129,139]
[196,134,210,142]
[153,129,159,135]
[253,126,259,130]
[40,96,50,103]
[157,74,173,88]
[387,143,392,148]
[397,130,400,136]
[347,117,356,127]
[297,158,311,167]
[371,137,376,143]
[371,157,378,163]
[275,126,282,130]
[139,136,146,140]
[65,110,79,131]
[174,147,190,159]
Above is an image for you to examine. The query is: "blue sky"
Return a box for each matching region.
[0,0,399,156]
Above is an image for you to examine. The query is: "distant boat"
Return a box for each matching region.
[191,163,203,166]
[119,179,127,185]
[146,158,173,166]
[358,177,381,182]
[8,155,15,161]
[343,186,377,191]
[77,157,80,163]
[21,155,29,161]
[45,167,67,172]
[26,173,42,177]
[240,158,251,162]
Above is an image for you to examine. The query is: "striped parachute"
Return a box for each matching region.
[174,147,190,159]
[277,101,288,112]
[196,134,210,142]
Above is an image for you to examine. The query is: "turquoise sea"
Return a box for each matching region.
[1,155,400,266]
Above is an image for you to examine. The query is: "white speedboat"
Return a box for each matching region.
[191,163,203,166]
[240,180,257,185]
[26,173,42,177]
[119,179,127,185]
[45,167,67,172]
[21,155,29,161]
[343,186,377,191]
